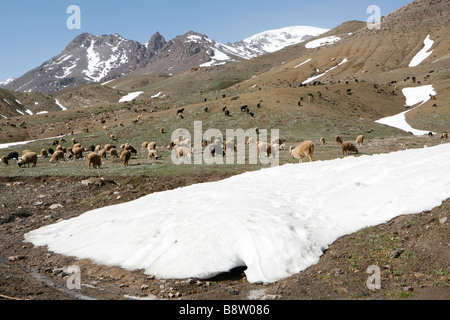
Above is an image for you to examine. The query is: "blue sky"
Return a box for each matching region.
[0,0,412,81]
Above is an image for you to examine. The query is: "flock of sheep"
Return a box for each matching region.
[1,129,448,169]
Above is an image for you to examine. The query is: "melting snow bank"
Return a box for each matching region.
[119,92,144,103]
[409,35,434,67]
[302,58,348,84]
[55,99,67,111]
[305,36,341,49]
[376,84,436,135]
[24,143,450,283]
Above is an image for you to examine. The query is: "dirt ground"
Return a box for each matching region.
[0,169,448,303]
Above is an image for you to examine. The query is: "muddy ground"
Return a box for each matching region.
[0,171,448,304]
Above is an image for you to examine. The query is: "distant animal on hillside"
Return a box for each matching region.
[334,135,343,145]
[342,142,359,155]
[7,152,19,161]
[355,135,364,146]
[18,152,37,168]
[87,153,102,169]
[290,140,314,163]
[120,150,131,166]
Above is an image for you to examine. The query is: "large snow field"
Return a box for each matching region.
[24,143,450,283]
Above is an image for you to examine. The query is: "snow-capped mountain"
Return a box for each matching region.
[0,78,15,87]
[5,26,329,94]
[5,33,148,94]
[231,26,329,58]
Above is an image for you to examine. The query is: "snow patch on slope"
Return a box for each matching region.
[375,84,436,135]
[409,35,434,67]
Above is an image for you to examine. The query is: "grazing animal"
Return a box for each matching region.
[441,132,448,140]
[290,140,315,163]
[176,146,191,159]
[18,152,38,168]
[50,150,65,163]
[120,149,131,166]
[335,135,343,145]
[109,148,119,158]
[342,141,359,155]
[1,156,8,165]
[147,142,157,150]
[257,141,272,158]
[87,153,102,169]
[148,149,160,160]
[240,105,248,112]
[271,137,284,146]
[98,149,107,158]
[48,148,55,155]
[40,149,48,158]
[355,135,364,146]
[225,110,230,117]
[72,147,87,159]
[320,137,326,145]
[7,152,19,161]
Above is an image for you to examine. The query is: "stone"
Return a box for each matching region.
[49,203,63,210]
[439,217,447,224]
[390,249,404,259]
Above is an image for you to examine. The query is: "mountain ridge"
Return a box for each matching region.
[4,26,329,94]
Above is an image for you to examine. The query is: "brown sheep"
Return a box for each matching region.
[98,149,107,158]
[290,140,315,163]
[73,143,82,149]
[22,149,32,155]
[142,142,149,149]
[355,135,364,146]
[18,152,37,168]
[335,135,343,145]
[104,144,114,151]
[148,142,157,150]
[342,141,359,155]
[441,132,448,140]
[50,150,65,163]
[109,148,119,158]
[168,141,176,150]
[40,149,48,158]
[56,145,66,153]
[320,137,326,145]
[87,153,102,169]
[72,147,87,159]
[1,156,8,165]
[120,149,131,166]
